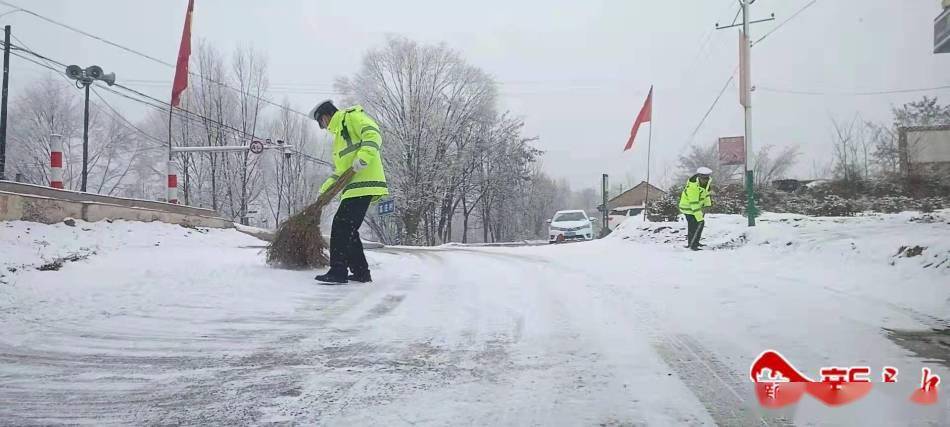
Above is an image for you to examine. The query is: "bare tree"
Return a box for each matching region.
[337,36,499,244]
[868,122,899,175]
[190,40,234,210]
[8,76,150,195]
[221,44,268,223]
[260,100,324,226]
[677,139,742,184]
[831,115,862,183]
[752,144,800,189]
[7,76,81,185]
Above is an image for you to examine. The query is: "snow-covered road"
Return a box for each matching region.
[1,214,949,425]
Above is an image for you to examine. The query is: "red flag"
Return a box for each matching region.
[170,0,194,107]
[623,86,653,151]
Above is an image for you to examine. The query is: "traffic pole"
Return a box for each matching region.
[50,134,64,189]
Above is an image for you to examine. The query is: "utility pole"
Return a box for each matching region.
[716,0,773,227]
[65,65,115,192]
[741,0,755,226]
[81,83,90,192]
[0,25,10,181]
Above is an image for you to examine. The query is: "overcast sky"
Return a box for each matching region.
[3,0,948,190]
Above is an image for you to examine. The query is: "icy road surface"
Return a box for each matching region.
[1,213,949,425]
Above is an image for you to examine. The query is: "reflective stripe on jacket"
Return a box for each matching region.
[318,105,389,201]
[678,175,712,221]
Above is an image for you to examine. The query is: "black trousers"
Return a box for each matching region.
[685,213,705,248]
[329,196,372,275]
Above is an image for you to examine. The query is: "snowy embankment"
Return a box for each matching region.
[1,220,262,283]
[612,210,950,272]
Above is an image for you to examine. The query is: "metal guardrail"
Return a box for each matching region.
[0,180,218,218]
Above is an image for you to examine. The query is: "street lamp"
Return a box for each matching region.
[65,64,115,192]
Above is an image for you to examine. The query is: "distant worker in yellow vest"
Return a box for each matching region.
[679,167,713,251]
[309,100,388,284]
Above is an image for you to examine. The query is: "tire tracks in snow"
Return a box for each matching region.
[539,258,794,426]
[276,248,537,423]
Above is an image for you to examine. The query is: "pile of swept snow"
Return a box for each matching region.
[609,210,950,272]
[0,219,263,284]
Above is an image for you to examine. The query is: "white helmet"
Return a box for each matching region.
[696,167,713,176]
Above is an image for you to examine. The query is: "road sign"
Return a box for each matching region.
[249,140,264,154]
[377,199,395,216]
[719,136,746,166]
[936,6,950,54]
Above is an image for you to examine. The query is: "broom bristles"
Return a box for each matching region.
[266,168,356,269]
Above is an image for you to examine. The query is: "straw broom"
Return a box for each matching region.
[267,168,356,269]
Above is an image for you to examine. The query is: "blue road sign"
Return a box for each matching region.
[377,199,395,216]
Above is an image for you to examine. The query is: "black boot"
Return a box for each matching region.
[315,270,348,284]
[348,270,373,283]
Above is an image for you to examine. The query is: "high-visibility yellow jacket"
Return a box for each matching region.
[318,105,389,201]
[679,175,712,221]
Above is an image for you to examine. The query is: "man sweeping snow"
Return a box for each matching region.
[309,100,388,284]
[679,167,713,251]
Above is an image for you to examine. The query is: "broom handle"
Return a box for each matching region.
[314,168,356,208]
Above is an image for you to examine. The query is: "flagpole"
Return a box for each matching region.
[167,0,193,205]
[167,104,177,204]
[167,107,173,162]
[643,88,653,221]
[643,123,653,220]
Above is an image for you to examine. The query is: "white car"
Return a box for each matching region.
[547,210,595,243]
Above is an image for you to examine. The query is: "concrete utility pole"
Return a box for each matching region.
[716,0,773,227]
[740,0,755,226]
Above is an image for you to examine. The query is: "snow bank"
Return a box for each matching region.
[0,219,263,283]
[609,210,950,272]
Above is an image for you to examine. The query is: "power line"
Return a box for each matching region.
[679,66,738,155]
[90,87,167,146]
[6,42,330,167]
[0,4,19,19]
[672,1,745,154]
[757,84,950,96]
[0,0,315,119]
[0,0,171,66]
[8,49,168,154]
[752,0,818,46]
[6,40,274,142]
